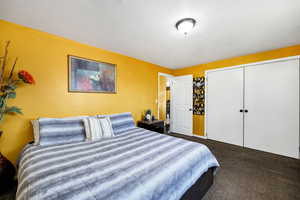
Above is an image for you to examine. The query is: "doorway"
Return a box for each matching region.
[158,73,193,136]
[158,73,173,133]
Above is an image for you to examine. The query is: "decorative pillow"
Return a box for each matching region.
[99,117,114,138]
[83,117,114,141]
[97,112,136,135]
[31,120,40,145]
[36,116,88,146]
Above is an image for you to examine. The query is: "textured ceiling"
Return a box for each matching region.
[1,0,300,69]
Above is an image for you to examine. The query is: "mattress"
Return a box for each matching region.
[17,127,219,200]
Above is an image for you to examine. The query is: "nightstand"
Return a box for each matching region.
[0,153,16,199]
[0,153,16,195]
[137,120,165,133]
[0,180,17,200]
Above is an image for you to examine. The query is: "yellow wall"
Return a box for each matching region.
[173,44,300,136]
[0,20,172,164]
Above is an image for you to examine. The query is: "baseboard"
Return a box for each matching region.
[169,132,208,139]
[193,134,207,139]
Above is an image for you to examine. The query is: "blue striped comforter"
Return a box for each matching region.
[17,128,219,200]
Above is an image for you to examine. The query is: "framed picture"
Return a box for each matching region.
[193,76,205,115]
[68,55,116,93]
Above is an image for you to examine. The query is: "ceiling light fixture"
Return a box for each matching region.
[175,18,196,35]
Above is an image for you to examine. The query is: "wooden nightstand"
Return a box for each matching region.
[137,120,165,133]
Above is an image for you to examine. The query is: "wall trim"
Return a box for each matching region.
[158,72,174,78]
[193,134,207,139]
[205,55,300,74]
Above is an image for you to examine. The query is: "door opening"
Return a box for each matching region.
[158,73,173,133]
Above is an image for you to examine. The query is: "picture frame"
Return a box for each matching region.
[193,76,205,115]
[68,55,117,93]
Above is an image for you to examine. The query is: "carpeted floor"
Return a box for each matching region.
[168,132,300,200]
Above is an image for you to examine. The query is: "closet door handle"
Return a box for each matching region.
[244,109,248,113]
[239,109,243,113]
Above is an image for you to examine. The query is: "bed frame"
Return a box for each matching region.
[181,167,215,200]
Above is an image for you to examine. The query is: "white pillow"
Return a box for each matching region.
[98,117,114,138]
[31,120,40,145]
[83,117,114,141]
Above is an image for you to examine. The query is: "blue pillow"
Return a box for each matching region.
[97,112,136,135]
[37,116,87,146]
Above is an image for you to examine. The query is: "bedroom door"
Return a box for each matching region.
[171,75,193,135]
[244,59,299,158]
[206,67,244,146]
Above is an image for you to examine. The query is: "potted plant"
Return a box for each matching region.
[0,41,35,194]
[144,109,152,121]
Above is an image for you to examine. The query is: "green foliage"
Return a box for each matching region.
[4,106,22,115]
[0,41,33,127]
[7,91,16,99]
[0,96,4,107]
[145,109,152,115]
[3,84,17,91]
[0,83,20,121]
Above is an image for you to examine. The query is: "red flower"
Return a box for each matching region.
[18,70,35,84]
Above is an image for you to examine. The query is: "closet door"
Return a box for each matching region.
[244,59,299,158]
[206,68,244,146]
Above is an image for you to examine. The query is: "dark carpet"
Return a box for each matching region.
[168,132,300,200]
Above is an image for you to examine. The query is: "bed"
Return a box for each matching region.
[17,127,219,200]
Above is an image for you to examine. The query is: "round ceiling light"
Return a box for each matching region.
[175,18,196,35]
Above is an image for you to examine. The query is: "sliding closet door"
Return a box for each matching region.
[206,68,244,146]
[244,59,299,158]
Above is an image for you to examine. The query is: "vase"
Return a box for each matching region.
[0,152,16,194]
[146,114,151,121]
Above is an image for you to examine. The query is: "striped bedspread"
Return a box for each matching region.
[17,128,219,200]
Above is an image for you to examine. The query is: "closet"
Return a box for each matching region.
[205,57,299,159]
